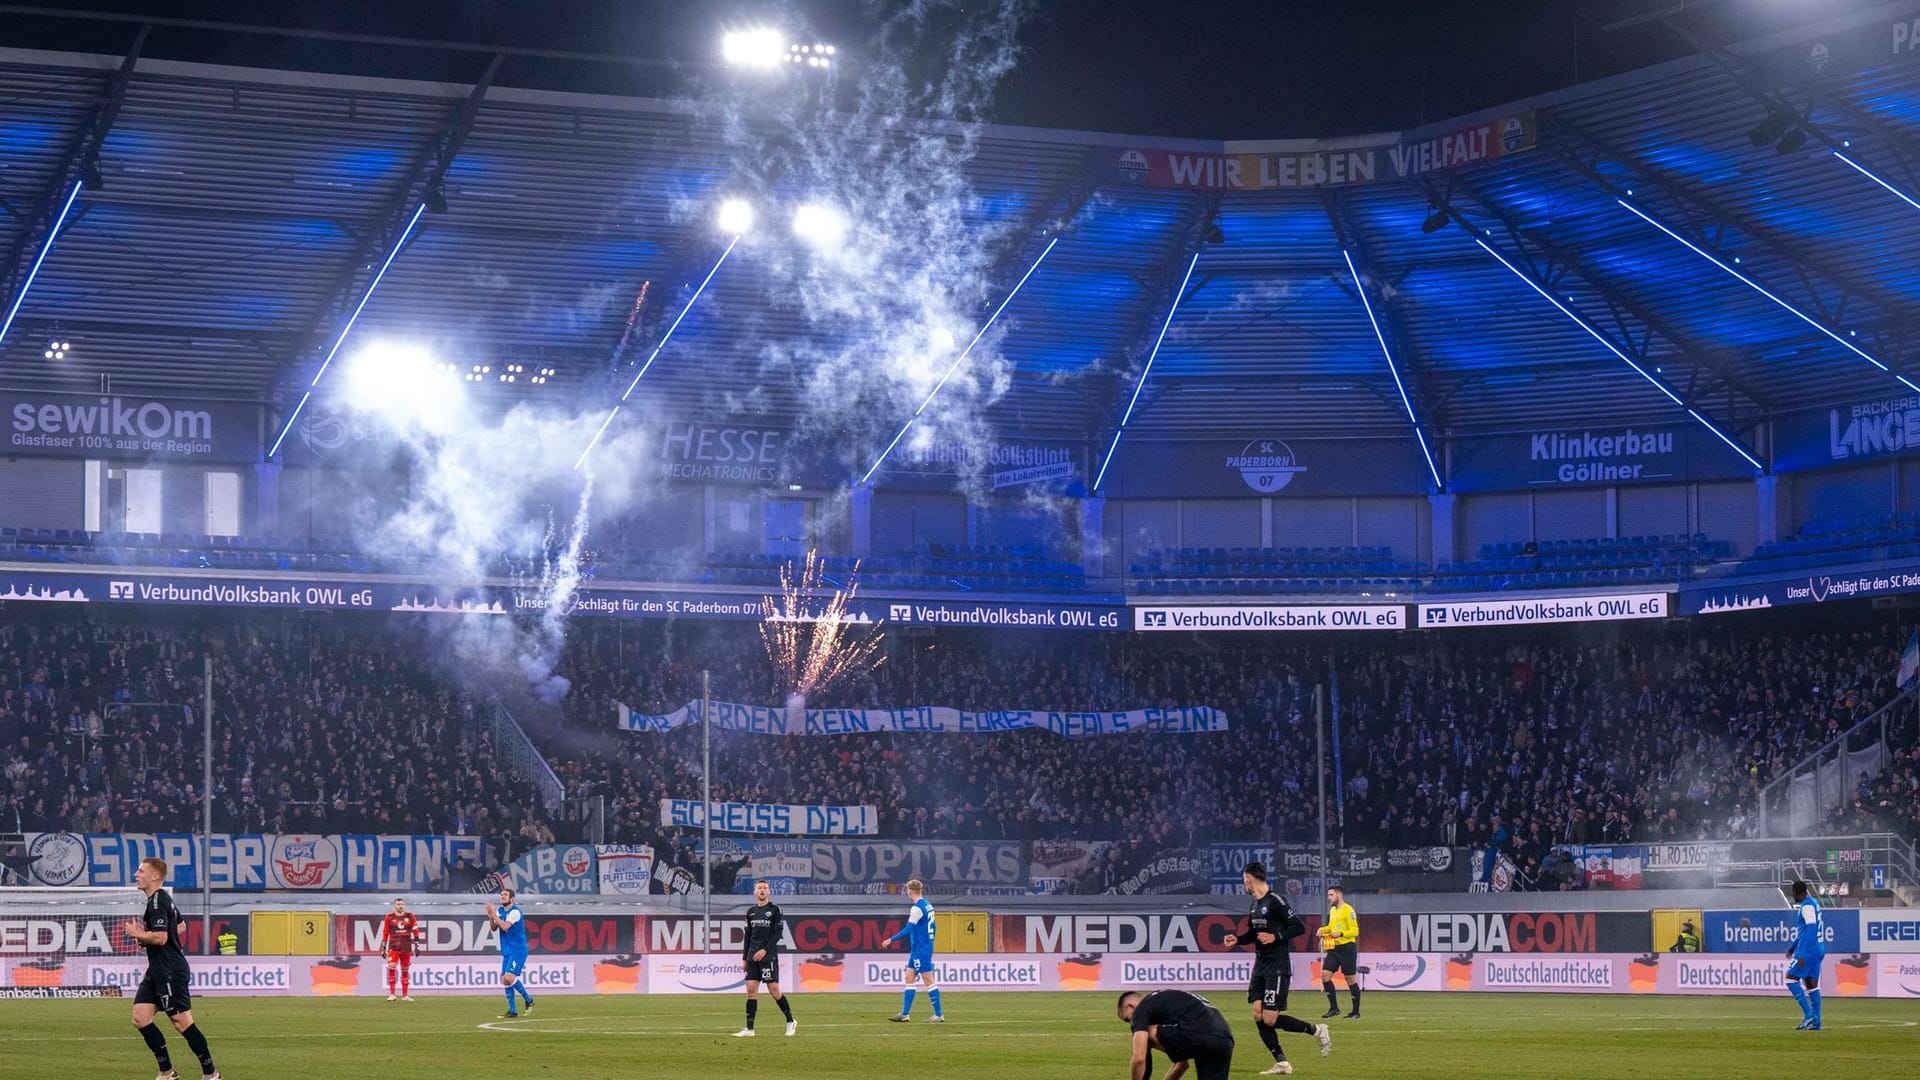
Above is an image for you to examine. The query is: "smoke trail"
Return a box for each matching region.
[695,1,1040,494]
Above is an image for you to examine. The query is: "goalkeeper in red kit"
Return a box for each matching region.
[381,897,424,1001]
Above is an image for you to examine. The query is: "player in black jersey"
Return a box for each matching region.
[122,856,220,1080]
[732,879,796,1037]
[1220,863,1330,1075]
[1116,988,1234,1080]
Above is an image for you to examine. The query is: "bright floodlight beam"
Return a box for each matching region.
[268,200,430,457]
[1092,251,1203,494]
[858,236,1060,486]
[1615,197,1920,395]
[574,209,746,471]
[792,202,850,250]
[722,28,786,69]
[1342,249,1444,492]
[0,179,84,352]
[1470,234,1764,472]
[717,198,755,236]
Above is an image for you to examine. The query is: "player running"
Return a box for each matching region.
[1222,862,1330,1074]
[122,856,221,1080]
[1785,879,1826,1031]
[1117,989,1234,1080]
[1316,885,1360,1019]
[381,896,423,1001]
[486,885,534,1018]
[884,878,942,1023]
[733,879,797,1037]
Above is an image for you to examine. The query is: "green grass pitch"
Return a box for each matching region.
[5,991,1913,1079]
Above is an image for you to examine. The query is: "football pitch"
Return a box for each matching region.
[4,991,1914,1079]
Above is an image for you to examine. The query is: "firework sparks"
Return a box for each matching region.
[760,550,885,699]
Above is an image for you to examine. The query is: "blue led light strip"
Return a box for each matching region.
[1615,198,1920,395]
[1343,249,1444,491]
[1832,150,1920,215]
[1472,236,1764,472]
[1092,251,1202,493]
[574,237,740,471]
[0,180,84,351]
[268,201,430,457]
[860,237,1059,485]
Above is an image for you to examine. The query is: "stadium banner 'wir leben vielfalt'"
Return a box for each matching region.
[617,699,1228,737]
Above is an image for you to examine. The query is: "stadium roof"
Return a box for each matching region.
[0,2,1917,465]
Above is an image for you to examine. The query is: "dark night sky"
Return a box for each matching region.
[1,1,1888,138]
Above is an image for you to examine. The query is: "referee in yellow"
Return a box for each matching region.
[1316,885,1360,1019]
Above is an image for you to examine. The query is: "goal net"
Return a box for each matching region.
[0,886,148,996]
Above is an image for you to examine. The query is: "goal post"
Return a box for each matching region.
[0,886,148,994]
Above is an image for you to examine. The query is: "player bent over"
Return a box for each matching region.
[123,856,221,1080]
[486,885,535,1018]
[381,896,423,1001]
[1223,862,1331,1074]
[1118,989,1233,1080]
[733,879,797,1037]
[1785,879,1826,1031]
[884,878,943,1022]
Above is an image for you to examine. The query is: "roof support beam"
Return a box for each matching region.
[1083,192,1217,446]
[1322,189,1446,491]
[1429,191,1764,473]
[0,27,146,353]
[1550,122,1920,396]
[267,54,502,456]
[1434,173,1774,418]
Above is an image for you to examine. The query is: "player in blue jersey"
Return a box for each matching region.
[1784,879,1826,1031]
[487,885,535,1018]
[884,878,943,1023]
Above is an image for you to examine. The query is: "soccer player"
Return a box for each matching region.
[1117,989,1233,1080]
[1785,879,1826,1031]
[486,885,534,1018]
[381,896,423,1002]
[121,856,220,1080]
[733,879,797,1037]
[1316,885,1360,1019]
[1221,862,1331,1074]
[884,878,942,1023]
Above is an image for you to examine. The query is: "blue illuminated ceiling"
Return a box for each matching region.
[0,2,1915,454]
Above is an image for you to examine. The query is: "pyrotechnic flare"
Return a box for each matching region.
[760,550,885,719]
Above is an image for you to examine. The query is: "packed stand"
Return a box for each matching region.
[0,614,545,855]
[547,616,1914,854]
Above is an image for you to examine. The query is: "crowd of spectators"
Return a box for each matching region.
[0,615,544,860]
[3,609,1915,886]
[548,615,1918,859]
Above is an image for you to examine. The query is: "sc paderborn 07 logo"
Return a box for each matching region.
[1225,438,1307,494]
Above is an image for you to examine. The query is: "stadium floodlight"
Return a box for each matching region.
[717,198,755,236]
[1471,235,1764,472]
[1832,149,1920,215]
[1092,250,1202,494]
[268,200,429,457]
[0,179,83,353]
[722,28,786,69]
[1614,197,1920,395]
[792,202,850,250]
[343,341,464,434]
[1342,250,1444,491]
[859,236,1060,486]
[575,236,742,470]
[43,339,70,361]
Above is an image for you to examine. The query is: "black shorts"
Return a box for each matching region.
[747,956,781,986]
[1248,955,1292,1009]
[1323,942,1358,978]
[1154,1022,1234,1080]
[135,970,192,1016]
